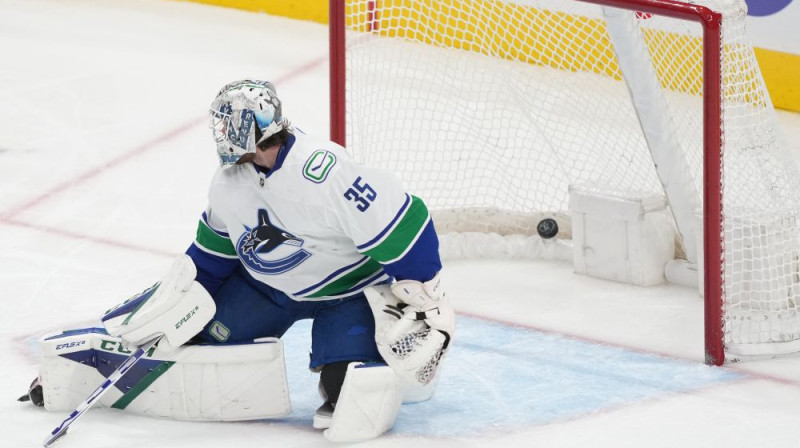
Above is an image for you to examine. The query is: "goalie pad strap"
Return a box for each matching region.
[39,329,290,421]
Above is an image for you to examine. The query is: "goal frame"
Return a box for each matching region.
[328,0,726,365]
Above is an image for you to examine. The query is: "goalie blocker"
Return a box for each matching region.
[101,255,216,352]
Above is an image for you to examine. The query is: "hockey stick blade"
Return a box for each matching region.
[42,335,163,447]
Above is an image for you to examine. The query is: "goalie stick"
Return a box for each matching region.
[42,335,163,447]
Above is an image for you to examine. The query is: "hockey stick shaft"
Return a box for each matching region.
[42,335,163,447]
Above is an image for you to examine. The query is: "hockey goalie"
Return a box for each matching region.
[19,80,455,443]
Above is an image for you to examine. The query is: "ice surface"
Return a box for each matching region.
[2,0,800,447]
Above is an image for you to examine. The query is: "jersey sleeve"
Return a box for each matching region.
[185,209,240,295]
[327,159,441,282]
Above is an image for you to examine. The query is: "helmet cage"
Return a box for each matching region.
[208,80,286,165]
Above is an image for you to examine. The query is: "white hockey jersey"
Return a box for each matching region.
[189,130,438,301]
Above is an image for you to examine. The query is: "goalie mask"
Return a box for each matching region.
[209,80,288,165]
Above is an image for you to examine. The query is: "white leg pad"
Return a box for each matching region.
[401,374,438,404]
[39,328,290,421]
[323,363,403,443]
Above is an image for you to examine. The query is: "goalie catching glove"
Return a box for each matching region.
[365,272,455,387]
[101,255,216,352]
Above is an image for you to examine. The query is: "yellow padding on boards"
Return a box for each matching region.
[173,0,799,112]
[348,0,622,80]
[355,0,798,111]
[352,0,710,96]
[755,48,800,113]
[172,0,329,23]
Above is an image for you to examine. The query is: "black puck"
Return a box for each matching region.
[537,218,559,239]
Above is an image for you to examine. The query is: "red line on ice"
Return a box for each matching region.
[0,57,327,256]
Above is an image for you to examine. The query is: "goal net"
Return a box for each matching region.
[329,0,800,364]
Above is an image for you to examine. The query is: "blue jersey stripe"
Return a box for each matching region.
[356,194,411,251]
[201,211,229,237]
[293,256,371,297]
[381,220,441,282]
[337,270,391,297]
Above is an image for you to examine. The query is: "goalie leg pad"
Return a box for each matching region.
[38,328,290,421]
[323,362,403,443]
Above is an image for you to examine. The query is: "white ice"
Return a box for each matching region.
[2,0,800,447]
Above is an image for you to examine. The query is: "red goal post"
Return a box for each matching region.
[329,0,799,366]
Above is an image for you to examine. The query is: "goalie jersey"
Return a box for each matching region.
[186,129,441,301]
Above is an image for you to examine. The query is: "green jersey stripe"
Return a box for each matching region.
[111,361,175,410]
[305,258,383,298]
[195,219,237,257]
[363,196,430,262]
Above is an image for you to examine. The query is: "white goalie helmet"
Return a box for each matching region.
[209,80,288,165]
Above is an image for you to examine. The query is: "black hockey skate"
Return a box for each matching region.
[313,401,335,429]
[313,361,349,429]
[17,377,44,407]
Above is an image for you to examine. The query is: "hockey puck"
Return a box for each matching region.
[537,218,559,239]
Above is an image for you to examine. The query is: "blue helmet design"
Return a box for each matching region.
[209,80,288,165]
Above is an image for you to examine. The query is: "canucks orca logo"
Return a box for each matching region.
[236,209,311,275]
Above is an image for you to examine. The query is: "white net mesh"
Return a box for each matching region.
[341,0,800,356]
